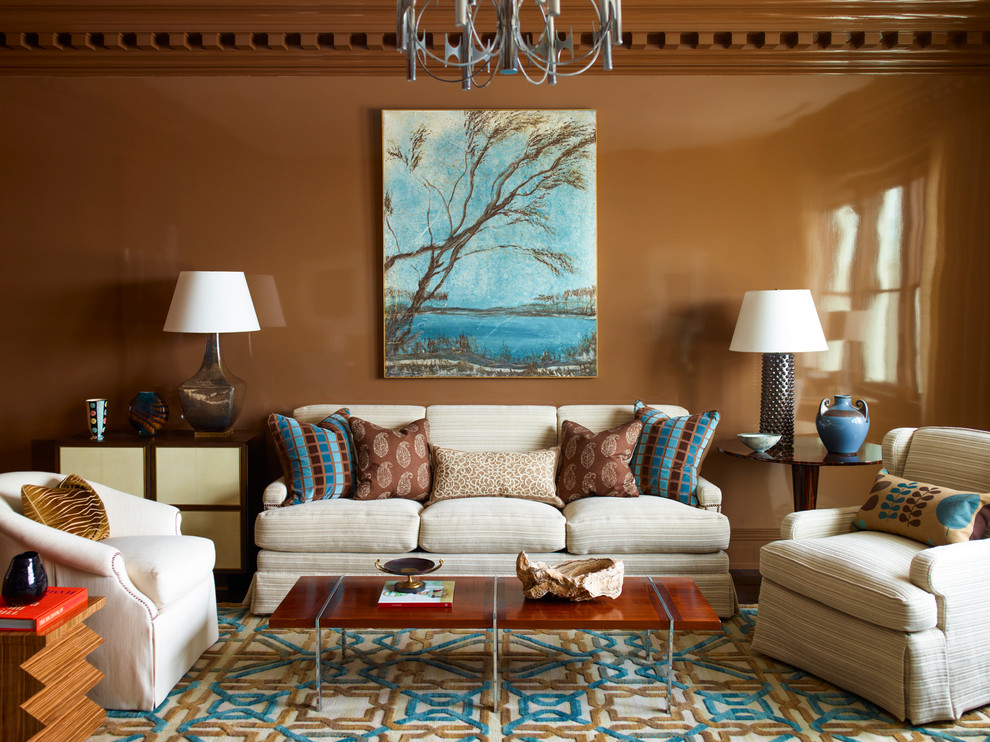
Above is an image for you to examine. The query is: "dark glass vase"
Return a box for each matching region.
[2,551,49,606]
[128,390,169,436]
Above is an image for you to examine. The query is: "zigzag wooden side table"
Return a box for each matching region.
[0,596,106,741]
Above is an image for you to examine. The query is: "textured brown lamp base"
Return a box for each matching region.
[760,352,796,451]
[178,332,246,437]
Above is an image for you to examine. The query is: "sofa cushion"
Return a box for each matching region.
[630,402,720,506]
[556,420,642,503]
[426,405,558,452]
[350,416,432,501]
[853,471,990,546]
[268,411,354,505]
[102,535,215,607]
[760,531,937,633]
[564,496,730,554]
[21,474,110,541]
[419,498,566,553]
[255,498,423,553]
[429,447,563,507]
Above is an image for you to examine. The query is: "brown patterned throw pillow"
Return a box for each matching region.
[429,447,563,508]
[21,473,110,540]
[349,416,432,500]
[853,471,990,546]
[556,419,643,504]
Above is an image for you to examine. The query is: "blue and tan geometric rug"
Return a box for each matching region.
[91,606,990,741]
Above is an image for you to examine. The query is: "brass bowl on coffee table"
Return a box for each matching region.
[374,557,444,593]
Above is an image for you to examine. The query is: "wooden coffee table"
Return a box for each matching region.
[269,574,720,712]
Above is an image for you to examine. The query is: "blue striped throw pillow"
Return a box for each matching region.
[630,401,719,506]
[268,410,355,506]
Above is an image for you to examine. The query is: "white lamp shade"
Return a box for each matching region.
[729,289,828,353]
[163,271,260,334]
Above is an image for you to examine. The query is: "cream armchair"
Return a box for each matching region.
[0,472,219,711]
[753,427,990,724]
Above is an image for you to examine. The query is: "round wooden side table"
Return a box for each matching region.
[718,435,882,511]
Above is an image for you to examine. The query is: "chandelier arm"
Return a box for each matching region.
[399,0,622,87]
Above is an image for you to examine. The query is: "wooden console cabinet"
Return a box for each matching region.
[42,431,263,601]
[0,596,106,741]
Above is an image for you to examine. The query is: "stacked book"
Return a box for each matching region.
[0,586,88,632]
[378,581,454,608]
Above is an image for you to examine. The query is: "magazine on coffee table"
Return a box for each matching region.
[378,580,454,607]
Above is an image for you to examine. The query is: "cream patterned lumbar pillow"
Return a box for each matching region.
[429,447,563,508]
[21,473,110,541]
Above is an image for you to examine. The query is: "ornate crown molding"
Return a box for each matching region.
[1,1,988,75]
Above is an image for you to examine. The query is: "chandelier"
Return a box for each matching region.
[396,0,623,89]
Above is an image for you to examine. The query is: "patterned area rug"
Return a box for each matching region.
[91,605,990,741]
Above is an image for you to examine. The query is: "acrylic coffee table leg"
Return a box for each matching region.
[314,577,344,711]
[649,578,676,713]
[491,578,499,711]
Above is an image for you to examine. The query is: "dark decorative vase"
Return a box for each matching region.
[128,391,169,436]
[2,551,48,606]
[816,394,870,455]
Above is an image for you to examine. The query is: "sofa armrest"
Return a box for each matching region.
[911,539,990,606]
[910,538,990,716]
[696,476,722,512]
[263,477,288,510]
[780,506,860,539]
[0,511,122,577]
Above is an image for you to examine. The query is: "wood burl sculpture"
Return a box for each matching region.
[516,551,624,601]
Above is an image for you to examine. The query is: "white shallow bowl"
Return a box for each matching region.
[737,433,782,452]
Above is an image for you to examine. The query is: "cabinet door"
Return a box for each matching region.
[155,447,241,506]
[57,446,147,497]
[155,446,244,571]
[177,511,243,570]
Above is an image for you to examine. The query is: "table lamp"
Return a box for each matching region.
[163,271,260,435]
[729,289,828,450]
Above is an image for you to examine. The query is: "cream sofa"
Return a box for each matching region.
[249,403,736,618]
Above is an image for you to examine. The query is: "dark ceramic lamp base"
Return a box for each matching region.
[179,332,246,436]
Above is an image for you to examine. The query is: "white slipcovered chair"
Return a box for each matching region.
[753,426,990,723]
[0,471,219,710]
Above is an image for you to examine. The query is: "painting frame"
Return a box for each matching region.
[382,109,598,379]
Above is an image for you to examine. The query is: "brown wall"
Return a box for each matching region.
[1,73,988,567]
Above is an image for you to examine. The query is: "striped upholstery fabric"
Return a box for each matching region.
[760,530,936,632]
[630,401,719,505]
[427,405,557,452]
[268,411,354,506]
[419,497,566,553]
[255,498,422,553]
[21,473,110,540]
[564,495,730,554]
[899,426,990,493]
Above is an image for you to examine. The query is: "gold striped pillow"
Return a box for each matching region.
[21,474,110,541]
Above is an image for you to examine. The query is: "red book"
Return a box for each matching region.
[0,586,89,632]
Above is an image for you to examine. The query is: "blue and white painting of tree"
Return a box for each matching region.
[383,109,597,378]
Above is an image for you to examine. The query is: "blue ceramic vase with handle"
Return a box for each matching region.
[816,394,870,455]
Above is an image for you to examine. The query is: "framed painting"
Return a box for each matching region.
[382,109,597,378]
